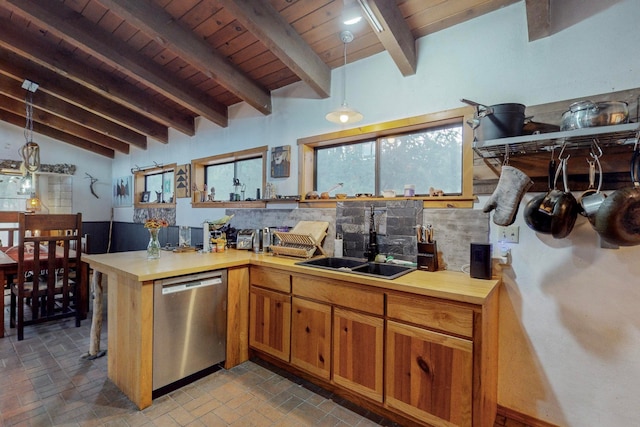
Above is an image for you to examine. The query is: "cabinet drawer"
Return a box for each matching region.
[387,293,474,338]
[292,276,384,316]
[250,266,291,293]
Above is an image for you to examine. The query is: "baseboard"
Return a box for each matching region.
[497,405,561,427]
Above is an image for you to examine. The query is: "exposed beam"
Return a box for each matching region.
[0,49,167,144]
[0,109,115,158]
[0,74,146,149]
[98,0,274,114]
[525,0,551,41]
[0,16,193,137]
[0,94,130,154]
[363,0,416,76]
[219,0,331,98]
[1,0,229,127]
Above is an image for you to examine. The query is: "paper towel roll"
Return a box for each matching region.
[334,237,343,257]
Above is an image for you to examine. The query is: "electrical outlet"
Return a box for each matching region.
[498,225,519,243]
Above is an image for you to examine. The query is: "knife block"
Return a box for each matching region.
[417,242,438,272]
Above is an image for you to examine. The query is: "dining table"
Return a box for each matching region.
[1,245,88,338]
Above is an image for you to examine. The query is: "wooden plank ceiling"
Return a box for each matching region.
[0,0,543,159]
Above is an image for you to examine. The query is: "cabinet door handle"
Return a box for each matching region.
[416,356,433,379]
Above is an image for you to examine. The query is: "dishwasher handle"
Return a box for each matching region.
[160,277,223,295]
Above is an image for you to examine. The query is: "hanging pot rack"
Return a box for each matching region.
[473,122,640,160]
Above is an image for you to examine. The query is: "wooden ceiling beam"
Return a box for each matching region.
[364,0,417,76]
[0,16,193,137]
[0,94,130,154]
[98,0,274,114]
[0,49,168,144]
[219,0,331,98]
[0,109,115,158]
[0,73,146,149]
[1,0,229,128]
[525,0,551,41]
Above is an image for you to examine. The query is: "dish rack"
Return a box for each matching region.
[271,220,329,259]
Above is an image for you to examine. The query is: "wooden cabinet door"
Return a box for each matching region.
[333,307,383,402]
[386,320,473,427]
[290,297,331,380]
[249,286,291,362]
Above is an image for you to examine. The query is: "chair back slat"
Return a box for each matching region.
[0,210,20,247]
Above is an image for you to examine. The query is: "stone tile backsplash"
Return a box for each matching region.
[226,201,489,272]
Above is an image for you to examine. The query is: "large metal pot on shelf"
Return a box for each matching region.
[560,100,629,131]
[461,99,526,140]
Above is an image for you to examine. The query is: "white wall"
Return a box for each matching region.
[0,121,112,220]
[2,1,639,424]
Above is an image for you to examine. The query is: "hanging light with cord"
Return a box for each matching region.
[326,31,363,125]
[20,79,42,212]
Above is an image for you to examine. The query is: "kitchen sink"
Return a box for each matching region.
[296,257,415,280]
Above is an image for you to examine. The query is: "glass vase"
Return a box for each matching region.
[147,228,161,259]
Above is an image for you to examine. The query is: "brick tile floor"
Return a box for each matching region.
[1,290,530,426]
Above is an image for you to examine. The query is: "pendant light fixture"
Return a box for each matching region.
[21,79,42,212]
[20,79,41,173]
[326,31,363,125]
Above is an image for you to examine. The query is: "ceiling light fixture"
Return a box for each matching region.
[326,31,363,125]
[20,79,41,174]
[356,0,384,33]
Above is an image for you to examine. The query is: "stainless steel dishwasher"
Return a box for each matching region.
[153,270,227,391]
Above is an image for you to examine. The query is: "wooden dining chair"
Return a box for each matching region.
[1,211,20,290]
[9,212,82,341]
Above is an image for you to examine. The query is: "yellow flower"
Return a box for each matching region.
[144,218,169,229]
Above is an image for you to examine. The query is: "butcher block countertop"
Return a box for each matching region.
[83,249,499,305]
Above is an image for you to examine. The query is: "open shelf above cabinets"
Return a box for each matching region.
[473,122,640,160]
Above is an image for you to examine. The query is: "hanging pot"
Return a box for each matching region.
[524,157,579,238]
[593,147,640,246]
[539,157,579,239]
[524,159,556,234]
[461,99,526,140]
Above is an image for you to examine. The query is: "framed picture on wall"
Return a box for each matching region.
[175,164,191,198]
[113,175,133,207]
[271,145,291,178]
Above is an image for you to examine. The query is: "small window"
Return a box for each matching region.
[145,170,174,203]
[206,157,262,201]
[191,146,267,206]
[133,164,176,208]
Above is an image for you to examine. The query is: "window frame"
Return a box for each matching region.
[133,163,176,209]
[298,107,476,208]
[191,146,268,208]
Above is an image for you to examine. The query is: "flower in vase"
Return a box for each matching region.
[144,218,169,229]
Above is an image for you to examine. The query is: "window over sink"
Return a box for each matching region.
[298,107,475,207]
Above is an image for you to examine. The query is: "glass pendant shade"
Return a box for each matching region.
[326,31,362,125]
[326,102,363,124]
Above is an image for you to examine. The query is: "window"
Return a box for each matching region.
[133,164,176,208]
[299,108,474,207]
[145,170,174,203]
[316,125,463,196]
[191,146,267,206]
[206,157,262,201]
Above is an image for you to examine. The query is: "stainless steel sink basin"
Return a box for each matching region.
[349,262,416,279]
[296,257,415,280]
